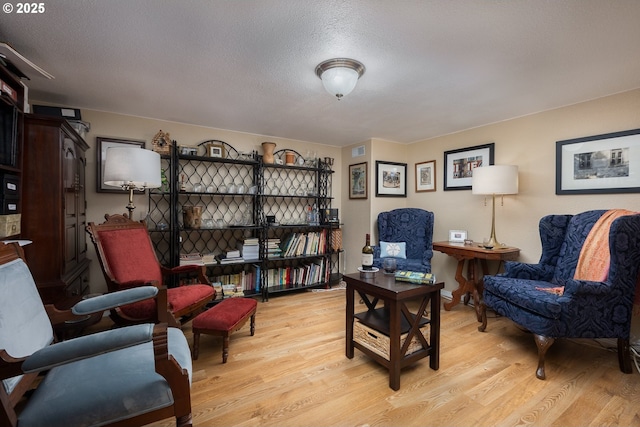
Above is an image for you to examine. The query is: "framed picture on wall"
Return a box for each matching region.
[376,161,407,197]
[556,128,640,194]
[96,137,146,193]
[443,143,495,191]
[415,160,436,192]
[349,162,368,199]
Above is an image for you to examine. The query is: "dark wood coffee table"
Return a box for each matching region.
[344,271,444,390]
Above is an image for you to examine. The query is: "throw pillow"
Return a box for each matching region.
[380,241,406,259]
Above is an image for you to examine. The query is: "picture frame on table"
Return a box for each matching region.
[349,162,368,199]
[96,137,145,193]
[415,160,436,192]
[556,128,640,195]
[376,161,407,197]
[443,143,495,191]
[448,230,467,243]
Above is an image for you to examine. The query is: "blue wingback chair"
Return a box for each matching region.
[479,209,640,380]
[372,208,434,273]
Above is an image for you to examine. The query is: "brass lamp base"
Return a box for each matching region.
[484,194,505,249]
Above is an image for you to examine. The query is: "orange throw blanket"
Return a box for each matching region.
[575,209,637,281]
[574,209,640,313]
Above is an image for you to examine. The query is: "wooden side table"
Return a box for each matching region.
[344,272,444,391]
[432,241,519,321]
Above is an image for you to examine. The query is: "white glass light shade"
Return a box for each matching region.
[472,165,518,195]
[103,147,162,190]
[320,67,360,99]
[315,58,365,100]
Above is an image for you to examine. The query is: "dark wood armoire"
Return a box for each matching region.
[22,114,90,308]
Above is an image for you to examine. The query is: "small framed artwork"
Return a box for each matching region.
[349,162,368,199]
[556,128,640,195]
[207,142,226,158]
[376,161,407,197]
[96,137,145,193]
[449,230,467,243]
[415,160,436,192]
[443,143,495,191]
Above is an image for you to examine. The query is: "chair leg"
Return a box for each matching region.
[177,413,193,427]
[193,331,200,360]
[533,334,554,380]
[618,338,633,374]
[222,334,230,363]
[478,300,488,332]
[250,313,256,336]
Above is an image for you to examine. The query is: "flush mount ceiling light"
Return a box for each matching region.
[315,58,365,100]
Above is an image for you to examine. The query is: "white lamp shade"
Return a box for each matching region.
[320,66,360,98]
[472,165,519,195]
[103,147,162,189]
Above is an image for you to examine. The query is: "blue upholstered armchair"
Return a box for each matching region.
[0,243,193,427]
[480,210,640,380]
[372,208,434,273]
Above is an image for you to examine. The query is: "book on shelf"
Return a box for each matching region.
[215,253,244,264]
[179,252,204,265]
[279,230,328,257]
[238,240,260,261]
[223,248,241,259]
[210,265,260,294]
[201,253,216,264]
[394,270,436,284]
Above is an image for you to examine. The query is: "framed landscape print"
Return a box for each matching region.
[415,160,436,192]
[376,161,407,197]
[556,128,640,194]
[443,143,494,191]
[349,162,368,199]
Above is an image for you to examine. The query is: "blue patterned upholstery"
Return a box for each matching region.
[480,210,640,379]
[372,208,434,273]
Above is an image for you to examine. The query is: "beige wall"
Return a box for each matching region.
[340,88,640,294]
[73,110,343,293]
[36,88,640,295]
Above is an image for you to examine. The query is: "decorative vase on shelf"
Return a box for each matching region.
[262,142,276,164]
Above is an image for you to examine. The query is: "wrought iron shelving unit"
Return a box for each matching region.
[148,143,341,300]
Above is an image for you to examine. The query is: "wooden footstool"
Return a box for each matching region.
[192,297,257,363]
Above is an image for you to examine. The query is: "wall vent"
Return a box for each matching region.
[352,145,365,157]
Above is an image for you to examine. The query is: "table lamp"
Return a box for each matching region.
[103,147,162,218]
[472,165,518,248]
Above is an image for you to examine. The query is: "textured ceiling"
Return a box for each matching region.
[1,0,640,147]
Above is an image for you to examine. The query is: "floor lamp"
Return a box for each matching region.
[103,147,162,218]
[472,165,518,248]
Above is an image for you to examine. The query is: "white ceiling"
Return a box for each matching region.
[1,0,640,147]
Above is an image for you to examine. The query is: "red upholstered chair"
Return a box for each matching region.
[87,214,215,326]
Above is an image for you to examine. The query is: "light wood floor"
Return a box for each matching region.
[140,287,640,427]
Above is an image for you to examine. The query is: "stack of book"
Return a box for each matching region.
[238,237,259,261]
[266,238,282,258]
[201,253,216,264]
[179,252,204,266]
[215,248,243,264]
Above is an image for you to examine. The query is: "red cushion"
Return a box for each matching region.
[98,228,163,288]
[193,298,257,331]
[119,285,215,320]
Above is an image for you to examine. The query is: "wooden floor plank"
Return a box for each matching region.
[99,287,640,427]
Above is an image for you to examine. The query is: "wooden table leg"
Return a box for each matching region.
[473,259,489,322]
[430,291,440,370]
[444,257,475,311]
[389,299,401,391]
[346,284,354,359]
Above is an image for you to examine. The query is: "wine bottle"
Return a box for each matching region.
[361,233,374,270]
